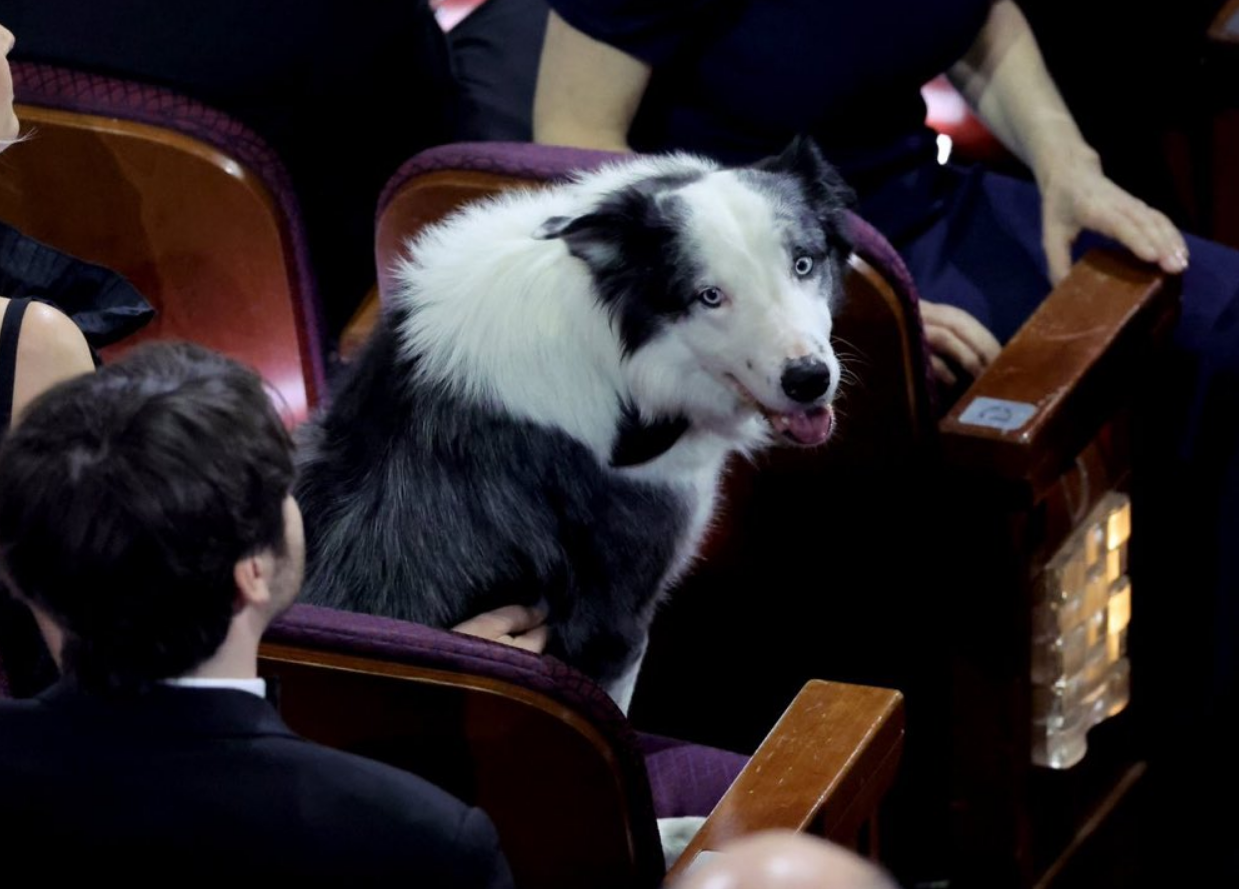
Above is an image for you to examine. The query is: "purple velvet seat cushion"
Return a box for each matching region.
[11,61,326,395]
[637,732,749,819]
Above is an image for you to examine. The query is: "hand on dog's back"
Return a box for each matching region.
[452,604,550,654]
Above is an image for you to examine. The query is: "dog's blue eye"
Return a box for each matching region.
[697,287,724,308]
[794,255,814,277]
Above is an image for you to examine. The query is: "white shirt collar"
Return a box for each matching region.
[162,676,268,699]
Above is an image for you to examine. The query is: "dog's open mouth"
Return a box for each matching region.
[729,377,835,447]
[763,403,834,446]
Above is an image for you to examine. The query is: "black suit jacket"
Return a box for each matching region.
[0,680,514,885]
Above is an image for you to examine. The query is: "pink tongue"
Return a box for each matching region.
[782,405,834,445]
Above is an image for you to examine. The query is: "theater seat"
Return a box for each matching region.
[2,62,326,422]
[260,603,906,889]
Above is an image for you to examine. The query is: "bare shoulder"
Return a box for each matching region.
[17,300,88,345]
[6,298,95,421]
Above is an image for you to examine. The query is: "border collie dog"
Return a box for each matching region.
[295,137,853,708]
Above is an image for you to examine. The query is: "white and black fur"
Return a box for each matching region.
[295,137,853,708]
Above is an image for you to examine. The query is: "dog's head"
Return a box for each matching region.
[537,137,854,450]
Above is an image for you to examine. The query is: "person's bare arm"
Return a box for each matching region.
[947,0,1071,174]
[532,10,650,151]
[948,1,1186,283]
[9,300,94,421]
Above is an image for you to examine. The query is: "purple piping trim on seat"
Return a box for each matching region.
[377,141,628,221]
[843,213,939,415]
[11,62,327,398]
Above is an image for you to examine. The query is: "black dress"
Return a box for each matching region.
[0,223,153,697]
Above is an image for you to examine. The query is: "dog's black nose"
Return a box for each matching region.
[781,358,832,404]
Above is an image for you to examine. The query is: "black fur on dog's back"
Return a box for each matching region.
[294,304,689,686]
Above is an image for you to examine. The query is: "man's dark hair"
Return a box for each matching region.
[0,342,295,694]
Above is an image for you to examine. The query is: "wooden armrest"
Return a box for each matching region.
[938,249,1179,497]
[1211,0,1239,46]
[666,680,905,882]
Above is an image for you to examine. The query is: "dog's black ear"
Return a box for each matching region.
[755,136,852,204]
[534,205,650,270]
[755,135,856,250]
[532,216,576,239]
[534,211,622,268]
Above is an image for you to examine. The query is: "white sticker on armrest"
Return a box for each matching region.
[957,396,1037,432]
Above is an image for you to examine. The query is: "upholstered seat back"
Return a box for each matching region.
[262,603,665,889]
[4,62,325,421]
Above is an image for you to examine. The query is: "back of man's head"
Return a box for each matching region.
[673,831,901,889]
[0,342,294,694]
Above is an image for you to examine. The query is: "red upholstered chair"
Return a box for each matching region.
[922,74,1018,170]
[1206,0,1239,248]
[259,604,906,889]
[1,62,326,423]
[351,142,1178,886]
